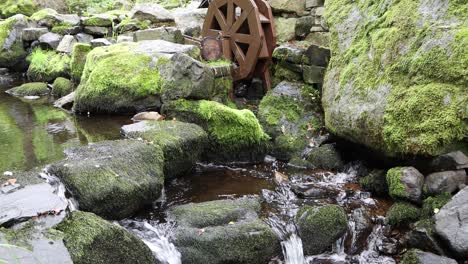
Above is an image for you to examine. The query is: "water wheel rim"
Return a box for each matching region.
[202,0,264,80]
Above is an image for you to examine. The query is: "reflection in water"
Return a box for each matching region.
[0,75,131,172]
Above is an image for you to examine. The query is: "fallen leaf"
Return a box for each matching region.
[274,171,288,184]
[7,179,16,185]
[228,221,235,225]
[197,229,205,236]
[434,208,440,214]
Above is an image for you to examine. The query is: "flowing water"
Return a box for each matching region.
[0,70,397,263]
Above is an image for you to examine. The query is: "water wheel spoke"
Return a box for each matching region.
[233,33,253,44]
[205,29,222,38]
[231,41,246,65]
[214,8,229,31]
[227,0,235,27]
[230,5,252,34]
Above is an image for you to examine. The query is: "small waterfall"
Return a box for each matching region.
[40,170,78,211]
[358,224,396,264]
[282,234,305,264]
[121,220,182,264]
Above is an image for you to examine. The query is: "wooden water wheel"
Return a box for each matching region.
[201,0,276,88]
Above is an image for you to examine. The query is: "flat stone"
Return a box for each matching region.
[22,28,48,42]
[306,0,324,9]
[83,26,111,37]
[90,38,113,48]
[54,91,75,109]
[268,0,306,15]
[82,14,115,27]
[117,35,133,43]
[55,14,81,26]
[425,170,467,195]
[38,32,63,49]
[56,35,77,53]
[131,111,164,122]
[0,183,68,226]
[75,33,94,43]
[303,44,330,66]
[133,27,183,43]
[303,65,326,84]
[130,3,174,23]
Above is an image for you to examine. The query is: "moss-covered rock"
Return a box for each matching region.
[162,99,270,162]
[306,143,344,171]
[65,0,124,15]
[171,197,280,264]
[385,202,421,227]
[386,167,424,203]
[323,0,468,157]
[6,82,49,96]
[49,140,165,219]
[401,249,457,264]
[55,211,156,264]
[52,77,74,97]
[296,204,348,255]
[70,43,92,82]
[121,120,208,178]
[30,8,58,26]
[421,193,451,218]
[359,169,388,196]
[0,15,29,68]
[0,0,37,18]
[27,49,70,82]
[258,81,322,161]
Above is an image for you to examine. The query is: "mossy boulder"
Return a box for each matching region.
[70,43,92,82]
[296,204,348,255]
[121,120,208,178]
[6,82,49,97]
[0,0,37,18]
[52,77,73,97]
[72,40,204,114]
[385,202,421,227]
[257,81,323,161]
[323,0,468,157]
[27,49,70,82]
[0,15,29,68]
[55,211,156,264]
[401,249,457,264]
[162,99,270,162]
[49,140,165,219]
[359,169,388,196]
[170,197,280,264]
[306,143,345,171]
[421,193,451,218]
[386,167,424,203]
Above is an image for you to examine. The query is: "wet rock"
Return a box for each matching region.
[296,204,348,255]
[38,32,63,49]
[131,111,164,122]
[170,197,279,264]
[434,186,468,258]
[49,140,165,220]
[82,14,115,27]
[430,151,468,172]
[56,35,76,53]
[385,202,421,227]
[306,144,345,171]
[90,38,112,47]
[75,33,94,44]
[346,208,373,255]
[386,167,424,203]
[0,15,29,68]
[377,237,398,255]
[424,170,466,195]
[292,185,339,199]
[272,46,304,64]
[130,3,174,23]
[51,77,73,97]
[55,211,155,264]
[133,27,184,43]
[359,169,388,196]
[121,120,208,178]
[162,99,269,162]
[401,249,457,264]
[407,219,445,255]
[172,5,207,36]
[0,220,73,264]
[83,26,111,37]
[54,91,75,109]
[0,181,67,226]
[22,27,48,42]
[6,82,49,97]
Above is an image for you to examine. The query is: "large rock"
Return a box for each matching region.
[434,186,468,258]
[401,249,457,264]
[70,43,92,81]
[258,81,322,161]
[56,35,76,54]
[38,32,63,49]
[0,15,29,68]
[386,167,424,203]
[0,0,37,18]
[306,144,344,171]
[133,27,183,43]
[6,82,49,97]
[296,205,348,255]
[49,140,165,219]
[430,151,468,172]
[322,0,468,157]
[55,211,156,264]
[170,197,280,264]
[130,3,174,23]
[424,170,466,195]
[274,17,297,43]
[268,0,306,15]
[172,5,207,36]
[82,14,115,27]
[162,99,270,162]
[72,40,202,114]
[121,120,208,178]
[407,219,445,255]
[22,27,48,42]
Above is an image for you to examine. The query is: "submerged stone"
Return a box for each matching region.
[6,82,49,97]
[121,120,208,178]
[55,211,155,264]
[49,140,165,220]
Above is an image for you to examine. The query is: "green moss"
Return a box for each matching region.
[385,202,421,227]
[30,8,58,22]
[401,249,421,264]
[65,0,120,15]
[55,211,155,264]
[51,22,76,34]
[386,167,407,200]
[272,135,307,161]
[0,16,28,67]
[70,43,92,82]
[206,58,232,67]
[0,0,37,18]
[32,105,68,125]
[7,82,49,96]
[52,77,74,97]
[115,17,150,33]
[421,193,451,218]
[1,221,37,250]
[272,64,302,87]
[27,49,70,82]
[165,99,269,152]
[324,0,468,156]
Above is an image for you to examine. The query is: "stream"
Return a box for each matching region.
[0,72,397,263]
